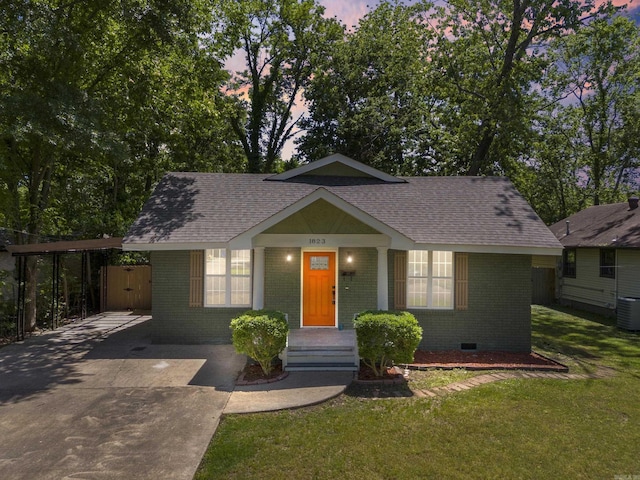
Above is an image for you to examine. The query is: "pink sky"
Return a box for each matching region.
[319,0,635,22]
[318,0,371,27]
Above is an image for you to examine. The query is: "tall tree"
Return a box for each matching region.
[297,1,439,175]
[214,0,342,173]
[547,15,640,205]
[430,0,616,175]
[0,0,234,329]
[517,111,589,224]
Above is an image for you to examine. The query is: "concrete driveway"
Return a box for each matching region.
[0,312,246,480]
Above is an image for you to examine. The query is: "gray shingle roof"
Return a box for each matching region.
[124,171,560,252]
[550,201,640,248]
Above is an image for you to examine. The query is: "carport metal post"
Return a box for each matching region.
[15,255,26,341]
[51,253,60,329]
[81,251,88,320]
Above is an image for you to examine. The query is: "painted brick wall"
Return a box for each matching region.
[264,247,301,327]
[151,249,531,351]
[262,247,378,328]
[337,247,378,328]
[389,251,532,352]
[151,251,245,343]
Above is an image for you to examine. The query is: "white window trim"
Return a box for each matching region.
[407,250,454,310]
[204,248,252,307]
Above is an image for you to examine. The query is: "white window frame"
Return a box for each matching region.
[205,248,252,307]
[407,250,454,309]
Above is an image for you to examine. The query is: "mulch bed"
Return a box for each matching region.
[236,350,568,386]
[409,350,567,372]
[355,363,407,384]
[236,362,289,385]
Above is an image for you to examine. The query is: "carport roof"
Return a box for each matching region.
[7,237,123,256]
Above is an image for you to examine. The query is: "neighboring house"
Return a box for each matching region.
[550,197,640,317]
[123,154,561,353]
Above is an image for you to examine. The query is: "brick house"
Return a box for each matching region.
[123,154,561,358]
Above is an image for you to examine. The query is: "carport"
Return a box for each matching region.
[8,237,123,341]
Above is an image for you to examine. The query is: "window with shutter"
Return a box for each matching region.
[204,248,252,307]
[406,251,453,309]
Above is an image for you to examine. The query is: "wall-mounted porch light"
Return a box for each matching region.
[342,251,356,280]
[286,251,293,262]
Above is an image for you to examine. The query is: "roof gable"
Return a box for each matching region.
[232,188,411,248]
[262,199,380,235]
[267,154,406,183]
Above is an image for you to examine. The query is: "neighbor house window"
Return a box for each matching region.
[407,251,453,309]
[563,249,576,278]
[600,249,615,279]
[205,249,251,306]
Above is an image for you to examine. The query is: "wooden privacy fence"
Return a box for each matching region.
[100,265,151,311]
[532,267,555,305]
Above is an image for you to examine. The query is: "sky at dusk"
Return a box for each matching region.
[318,0,637,24]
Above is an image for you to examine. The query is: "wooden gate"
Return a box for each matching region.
[100,265,151,311]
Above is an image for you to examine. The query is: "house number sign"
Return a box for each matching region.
[310,256,329,270]
[308,238,326,245]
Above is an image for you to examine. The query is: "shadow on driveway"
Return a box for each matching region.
[0,312,246,480]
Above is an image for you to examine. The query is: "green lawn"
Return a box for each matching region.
[196,306,640,479]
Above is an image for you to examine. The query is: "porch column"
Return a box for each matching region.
[252,247,265,310]
[377,246,389,310]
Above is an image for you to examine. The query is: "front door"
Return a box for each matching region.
[302,252,336,327]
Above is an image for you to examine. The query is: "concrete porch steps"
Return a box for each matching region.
[282,329,359,372]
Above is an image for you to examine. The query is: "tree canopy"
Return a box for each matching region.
[1,0,639,241]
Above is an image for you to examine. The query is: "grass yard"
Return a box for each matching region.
[196,306,640,479]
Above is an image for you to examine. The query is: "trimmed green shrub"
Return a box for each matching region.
[230,310,289,376]
[354,310,423,377]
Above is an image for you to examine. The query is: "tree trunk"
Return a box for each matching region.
[468,124,496,175]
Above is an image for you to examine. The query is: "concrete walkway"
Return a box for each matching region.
[225,371,354,414]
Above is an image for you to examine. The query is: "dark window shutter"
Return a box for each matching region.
[394,251,407,310]
[455,252,468,310]
[189,250,204,307]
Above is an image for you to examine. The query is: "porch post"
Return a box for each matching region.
[377,246,389,310]
[252,247,265,309]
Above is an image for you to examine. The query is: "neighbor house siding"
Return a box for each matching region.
[263,247,301,327]
[151,251,245,343]
[617,250,640,299]
[409,253,532,352]
[560,248,616,310]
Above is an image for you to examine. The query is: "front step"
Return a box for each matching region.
[285,349,357,366]
[285,363,358,372]
[282,329,359,372]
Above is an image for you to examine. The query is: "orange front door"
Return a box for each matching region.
[302,252,336,327]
